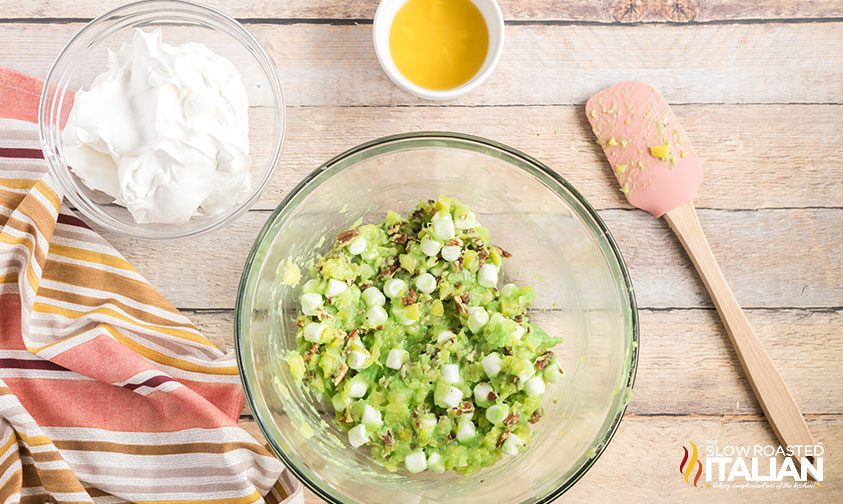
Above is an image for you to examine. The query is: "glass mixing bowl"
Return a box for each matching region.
[236,133,638,503]
[39,0,285,239]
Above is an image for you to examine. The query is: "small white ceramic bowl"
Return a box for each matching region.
[373,0,505,100]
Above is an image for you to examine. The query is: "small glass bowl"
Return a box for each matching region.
[236,133,639,503]
[39,0,285,239]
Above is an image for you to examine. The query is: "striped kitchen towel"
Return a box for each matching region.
[0,67,302,503]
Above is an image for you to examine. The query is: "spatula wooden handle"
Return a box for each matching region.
[664,201,814,449]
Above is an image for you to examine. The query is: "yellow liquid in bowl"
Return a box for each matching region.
[389,0,490,91]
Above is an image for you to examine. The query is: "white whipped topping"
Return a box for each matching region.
[62,28,251,224]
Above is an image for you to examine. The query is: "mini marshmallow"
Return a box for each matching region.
[512,325,526,342]
[366,305,388,327]
[442,364,460,384]
[432,212,456,240]
[454,211,478,230]
[420,238,443,257]
[348,380,368,398]
[441,386,463,408]
[348,423,369,448]
[346,236,367,255]
[385,348,407,370]
[437,330,455,344]
[440,245,461,262]
[383,278,407,299]
[361,404,383,427]
[303,322,325,343]
[415,273,437,294]
[482,352,502,377]
[467,307,489,333]
[456,419,476,442]
[524,376,546,397]
[477,263,498,288]
[501,433,524,456]
[362,286,386,307]
[347,350,369,370]
[427,452,445,474]
[325,278,348,298]
[473,382,493,404]
[300,293,323,316]
[486,403,510,425]
[405,450,427,474]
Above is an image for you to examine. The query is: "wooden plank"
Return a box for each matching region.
[1,23,842,105]
[107,208,843,309]
[4,0,843,23]
[196,308,843,416]
[238,415,843,503]
[249,105,843,211]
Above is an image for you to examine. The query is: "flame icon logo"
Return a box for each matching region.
[680,440,703,487]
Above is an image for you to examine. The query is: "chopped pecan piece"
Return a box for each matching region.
[380,262,400,277]
[514,314,523,323]
[530,408,544,424]
[402,289,417,306]
[498,247,512,258]
[503,413,519,426]
[536,351,555,370]
[386,224,401,236]
[477,248,489,262]
[303,343,319,363]
[336,229,359,244]
[331,363,349,386]
[340,407,353,423]
[496,428,510,448]
[487,391,498,402]
[460,402,474,414]
[345,329,359,344]
[295,319,305,328]
[454,295,469,315]
[445,238,462,247]
[392,232,409,245]
[381,430,394,447]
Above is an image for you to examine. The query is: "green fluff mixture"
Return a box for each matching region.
[284,196,562,474]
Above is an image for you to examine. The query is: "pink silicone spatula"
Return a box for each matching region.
[587,81,814,453]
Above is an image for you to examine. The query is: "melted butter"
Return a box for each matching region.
[389,0,489,90]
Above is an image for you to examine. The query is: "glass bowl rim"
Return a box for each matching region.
[37,0,286,240]
[234,131,640,503]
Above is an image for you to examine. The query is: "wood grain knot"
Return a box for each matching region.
[661,0,699,22]
[611,0,648,23]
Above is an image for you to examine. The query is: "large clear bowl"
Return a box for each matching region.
[39,0,285,239]
[236,133,638,503]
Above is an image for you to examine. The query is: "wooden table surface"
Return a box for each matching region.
[2,0,842,502]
